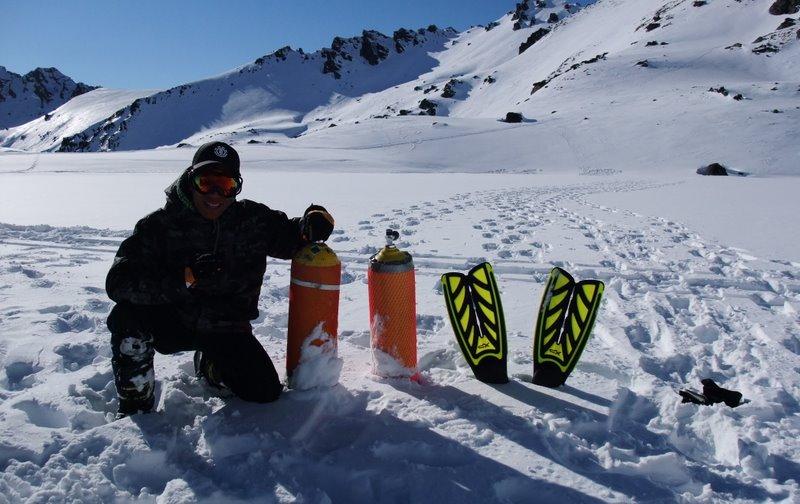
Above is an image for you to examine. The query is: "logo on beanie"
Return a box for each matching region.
[213,145,228,158]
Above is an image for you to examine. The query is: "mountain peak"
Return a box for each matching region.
[0,67,99,129]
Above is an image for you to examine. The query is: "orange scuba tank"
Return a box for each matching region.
[286,242,341,387]
[368,229,417,377]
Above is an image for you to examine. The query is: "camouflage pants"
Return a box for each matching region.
[107,302,283,413]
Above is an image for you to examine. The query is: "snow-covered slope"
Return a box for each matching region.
[0,67,98,130]
[303,0,800,175]
[0,88,156,152]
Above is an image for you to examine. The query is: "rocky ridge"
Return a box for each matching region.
[0,67,97,129]
[57,26,456,152]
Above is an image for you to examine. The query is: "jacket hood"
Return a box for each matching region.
[164,167,196,213]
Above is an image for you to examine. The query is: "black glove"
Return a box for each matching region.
[301,204,334,242]
[186,253,224,291]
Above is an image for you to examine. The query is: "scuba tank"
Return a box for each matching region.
[286,242,341,387]
[368,229,417,377]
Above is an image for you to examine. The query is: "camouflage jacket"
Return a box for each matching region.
[106,168,307,327]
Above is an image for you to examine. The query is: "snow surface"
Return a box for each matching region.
[1,152,799,502]
[0,0,799,502]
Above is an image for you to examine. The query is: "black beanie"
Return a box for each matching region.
[190,142,240,177]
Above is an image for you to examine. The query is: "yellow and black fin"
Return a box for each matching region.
[533,267,604,388]
[442,262,508,384]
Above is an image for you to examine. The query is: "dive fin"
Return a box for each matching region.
[442,262,508,384]
[533,267,604,388]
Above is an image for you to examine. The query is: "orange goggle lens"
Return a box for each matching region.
[192,173,241,197]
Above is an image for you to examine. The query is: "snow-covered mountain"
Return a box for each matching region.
[0,66,98,130]
[48,26,460,152]
[0,0,595,152]
[1,0,798,175]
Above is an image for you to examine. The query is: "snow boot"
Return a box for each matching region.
[194,350,227,390]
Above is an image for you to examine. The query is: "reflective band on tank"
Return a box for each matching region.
[290,278,340,291]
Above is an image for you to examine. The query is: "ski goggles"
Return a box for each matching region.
[191,172,242,198]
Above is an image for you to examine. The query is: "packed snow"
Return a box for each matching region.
[1,0,799,502]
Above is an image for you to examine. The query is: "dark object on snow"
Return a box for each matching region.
[484,75,496,84]
[769,0,800,16]
[636,60,650,67]
[441,79,460,99]
[646,40,660,46]
[504,112,524,123]
[519,28,551,54]
[702,379,743,407]
[419,99,437,116]
[778,17,797,29]
[399,109,411,116]
[709,86,729,96]
[645,22,661,32]
[678,379,744,408]
[697,163,729,176]
[531,80,547,94]
[693,0,707,6]
[548,13,559,23]
[733,93,744,101]
[753,43,780,54]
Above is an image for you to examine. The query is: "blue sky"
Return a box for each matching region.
[0,0,508,90]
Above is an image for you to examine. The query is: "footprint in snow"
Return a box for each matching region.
[84,298,110,312]
[12,400,70,429]
[39,305,71,314]
[54,342,98,371]
[51,311,95,333]
[416,314,444,334]
[21,268,44,279]
[339,330,370,348]
[5,360,42,389]
[482,243,499,251]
